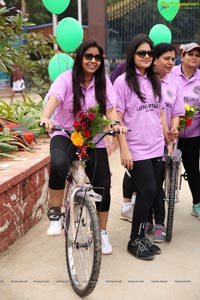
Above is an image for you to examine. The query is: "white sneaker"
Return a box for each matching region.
[47,218,63,236]
[120,205,134,222]
[101,230,112,255]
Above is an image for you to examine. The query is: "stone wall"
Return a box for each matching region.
[0,142,50,253]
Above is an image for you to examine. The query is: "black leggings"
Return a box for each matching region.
[127,157,164,240]
[178,136,200,205]
[123,160,165,225]
[49,135,111,212]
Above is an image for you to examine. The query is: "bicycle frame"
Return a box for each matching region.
[65,158,102,241]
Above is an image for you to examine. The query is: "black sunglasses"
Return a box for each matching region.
[83,53,102,62]
[135,50,154,58]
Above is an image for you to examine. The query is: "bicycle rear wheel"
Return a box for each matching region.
[65,195,101,297]
[166,161,178,242]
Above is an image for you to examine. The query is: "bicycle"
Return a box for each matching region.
[164,145,182,242]
[47,126,121,297]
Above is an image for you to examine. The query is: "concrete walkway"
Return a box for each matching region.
[0,149,200,300]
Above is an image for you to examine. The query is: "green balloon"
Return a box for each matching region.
[48,53,74,81]
[157,0,180,22]
[42,0,70,14]
[149,24,172,45]
[56,17,84,52]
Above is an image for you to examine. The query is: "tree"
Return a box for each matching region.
[0,6,55,98]
[0,6,27,73]
[25,0,51,25]
[8,0,89,26]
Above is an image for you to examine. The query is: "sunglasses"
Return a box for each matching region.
[135,50,154,58]
[83,53,102,62]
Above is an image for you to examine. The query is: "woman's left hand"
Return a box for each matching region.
[111,123,128,134]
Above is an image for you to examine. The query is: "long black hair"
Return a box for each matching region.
[72,39,106,115]
[125,33,161,102]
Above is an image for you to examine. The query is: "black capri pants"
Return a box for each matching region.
[49,135,111,212]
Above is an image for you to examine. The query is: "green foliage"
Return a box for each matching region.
[58,0,88,25]
[0,98,46,156]
[21,31,55,97]
[87,105,111,139]
[0,130,19,158]
[0,6,55,98]
[0,98,44,137]
[0,6,28,73]
[25,0,52,25]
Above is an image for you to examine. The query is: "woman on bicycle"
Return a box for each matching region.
[172,42,200,219]
[113,34,169,260]
[40,39,128,255]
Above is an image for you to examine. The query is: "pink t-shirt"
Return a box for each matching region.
[114,71,165,161]
[47,69,116,148]
[161,73,185,128]
[172,65,200,138]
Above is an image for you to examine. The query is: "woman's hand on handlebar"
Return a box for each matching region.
[40,117,54,133]
[111,122,128,134]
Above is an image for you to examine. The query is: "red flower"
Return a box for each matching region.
[87,112,96,121]
[77,111,86,121]
[186,117,192,127]
[84,129,91,138]
[73,120,81,130]
[81,120,89,129]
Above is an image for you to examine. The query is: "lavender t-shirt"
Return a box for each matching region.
[47,69,117,147]
[172,65,200,138]
[114,71,165,161]
[161,73,185,128]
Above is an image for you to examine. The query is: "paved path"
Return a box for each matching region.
[0,149,200,300]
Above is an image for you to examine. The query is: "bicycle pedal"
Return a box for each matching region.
[47,207,64,221]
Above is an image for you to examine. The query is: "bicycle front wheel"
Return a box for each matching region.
[166,161,178,242]
[65,195,101,297]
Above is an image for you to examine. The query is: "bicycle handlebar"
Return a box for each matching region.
[40,124,130,145]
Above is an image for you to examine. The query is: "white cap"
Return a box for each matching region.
[180,42,200,53]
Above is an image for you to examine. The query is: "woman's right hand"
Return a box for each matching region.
[40,117,54,133]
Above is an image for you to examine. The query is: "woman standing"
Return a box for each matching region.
[40,39,127,255]
[119,43,185,243]
[172,42,200,219]
[113,34,169,260]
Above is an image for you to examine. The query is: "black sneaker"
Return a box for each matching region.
[127,238,154,260]
[141,236,161,255]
